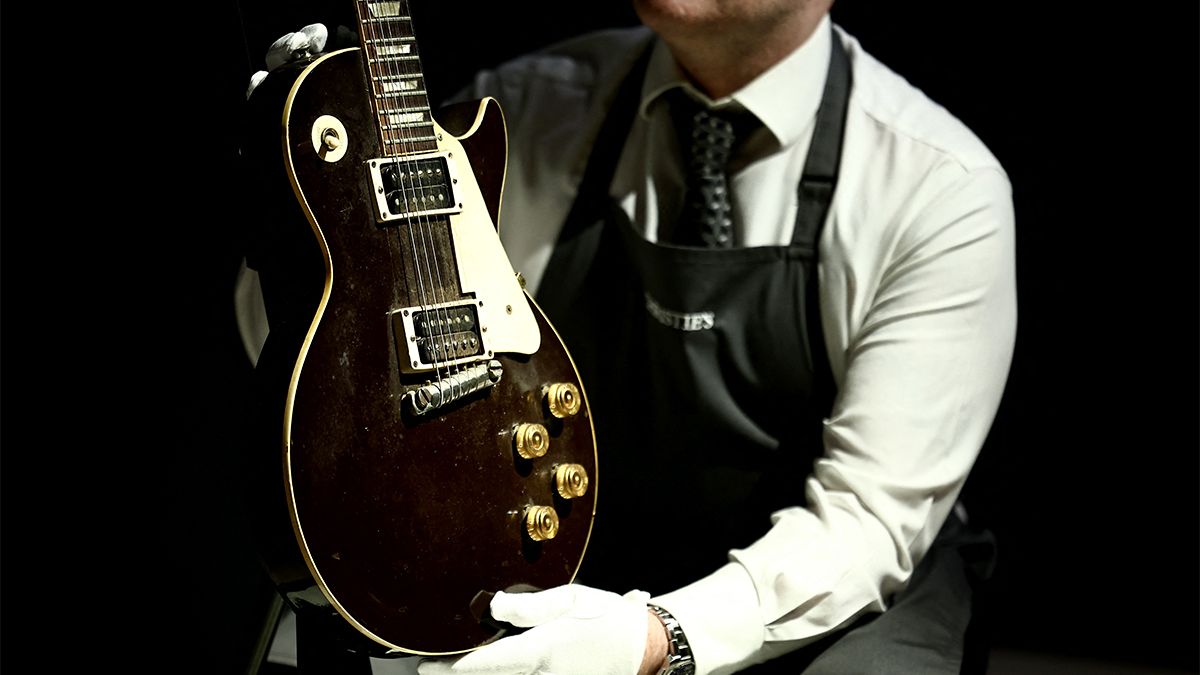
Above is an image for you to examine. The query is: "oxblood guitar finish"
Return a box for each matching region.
[244,0,597,657]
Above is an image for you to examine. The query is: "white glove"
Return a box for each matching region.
[246,23,329,99]
[265,23,328,71]
[418,584,652,675]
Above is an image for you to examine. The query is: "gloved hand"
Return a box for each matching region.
[418,584,654,675]
[265,23,328,71]
[246,23,329,99]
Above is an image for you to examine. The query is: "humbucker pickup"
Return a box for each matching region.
[368,152,463,222]
[392,299,492,374]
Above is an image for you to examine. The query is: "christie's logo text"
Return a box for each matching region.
[645,294,714,331]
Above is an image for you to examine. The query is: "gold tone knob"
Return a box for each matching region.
[525,506,559,542]
[554,463,589,499]
[545,382,582,418]
[513,422,549,459]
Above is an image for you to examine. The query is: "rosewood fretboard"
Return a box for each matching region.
[356,0,438,154]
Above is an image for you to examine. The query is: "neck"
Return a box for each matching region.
[657,9,829,100]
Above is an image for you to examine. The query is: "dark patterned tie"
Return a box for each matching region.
[670,97,752,248]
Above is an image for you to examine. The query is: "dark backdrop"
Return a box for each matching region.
[2,2,1195,673]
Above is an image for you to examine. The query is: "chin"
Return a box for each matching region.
[634,0,808,35]
[633,0,724,29]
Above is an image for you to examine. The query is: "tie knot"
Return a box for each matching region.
[687,109,738,176]
[668,93,755,166]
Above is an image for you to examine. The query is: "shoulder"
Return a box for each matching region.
[837,25,1005,179]
[460,26,655,116]
[825,27,1014,311]
[832,24,1012,261]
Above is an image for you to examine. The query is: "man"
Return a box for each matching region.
[245,1,1015,672]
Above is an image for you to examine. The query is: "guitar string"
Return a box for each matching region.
[361,1,445,398]
[380,0,457,403]
[401,0,469,403]
[379,0,464,405]
[362,3,444,393]
[369,3,423,352]
[362,5,419,364]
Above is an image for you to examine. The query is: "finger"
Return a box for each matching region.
[434,631,548,673]
[623,589,651,605]
[489,585,578,627]
[267,31,296,52]
[416,658,456,675]
[246,71,268,100]
[264,24,328,71]
[265,32,297,71]
[297,23,328,52]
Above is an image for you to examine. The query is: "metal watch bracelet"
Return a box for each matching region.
[648,604,695,675]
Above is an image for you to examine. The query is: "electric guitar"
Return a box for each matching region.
[242,0,597,656]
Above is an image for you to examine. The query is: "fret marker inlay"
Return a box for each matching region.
[381,80,421,93]
[367,2,403,18]
[376,44,413,56]
[386,112,427,125]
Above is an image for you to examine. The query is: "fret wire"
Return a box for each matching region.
[357,0,436,157]
[374,91,432,102]
[384,136,437,143]
[362,60,424,72]
[378,111,430,122]
[375,101,432,110]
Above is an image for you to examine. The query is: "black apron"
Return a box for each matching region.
[537,31,848,596]
[535,28,992,674]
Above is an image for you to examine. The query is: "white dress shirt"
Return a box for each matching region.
[458,16,1017,674]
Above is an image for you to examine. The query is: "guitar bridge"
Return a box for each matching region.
[368,152,463,222]
[392,300,492,374]
[403,360,504,416]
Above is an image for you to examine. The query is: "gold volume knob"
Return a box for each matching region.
[525,505,559,542]
[545,382,582,418]
[513,422,549,459]
[554,463,590,499]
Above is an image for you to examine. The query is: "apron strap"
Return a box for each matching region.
[795,29,852,417]
[792,30,852,247]
[535,40,656,317]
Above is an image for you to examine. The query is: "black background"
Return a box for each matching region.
[2,2,1196,673]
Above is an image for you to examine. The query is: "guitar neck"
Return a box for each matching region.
[355,0,437,155]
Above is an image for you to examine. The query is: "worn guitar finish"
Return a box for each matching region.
[249,2,597,656]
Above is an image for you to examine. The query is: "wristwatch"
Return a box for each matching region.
[648,604,696,675]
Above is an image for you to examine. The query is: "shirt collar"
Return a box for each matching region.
[639,14,833,149]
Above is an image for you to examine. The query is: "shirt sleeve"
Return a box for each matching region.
[651,165,1017,674]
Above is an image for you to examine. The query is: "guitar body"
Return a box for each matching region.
[245,47,597,655]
